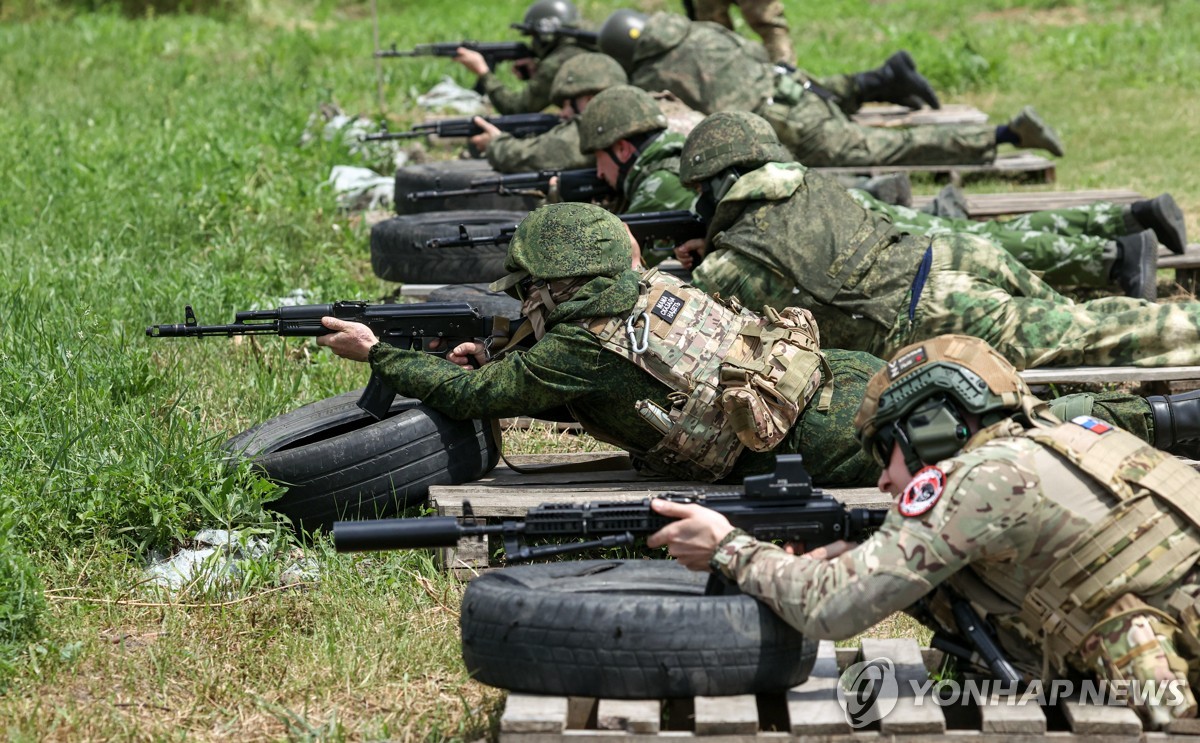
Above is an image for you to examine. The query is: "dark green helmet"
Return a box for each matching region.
[598,9,647,73]
[854,334,1047,473]
[679,111,793,184]
[489,203,631,293]
[549,52,628,103]
[577,85,668,153]
[521,0,580,35]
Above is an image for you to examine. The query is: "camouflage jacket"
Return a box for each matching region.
[706,161,924,352]
[628,12,775,114]
[713,417,1200,676]
[368,270,882,486]
[621,131,696,268]
[486,118,595,173]
[480,40,587,115]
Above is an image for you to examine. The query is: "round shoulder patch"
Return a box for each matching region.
[898,466,946,518]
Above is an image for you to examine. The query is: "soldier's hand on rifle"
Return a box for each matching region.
[428,340,490,369]
[674,238,706,270]
[512,57,538,81]
[470,116,503,154]
[317,317,379,362]
[454,47,490,76]
[646,499,735,572]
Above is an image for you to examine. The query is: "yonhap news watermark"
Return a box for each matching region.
[836,657,1187,728]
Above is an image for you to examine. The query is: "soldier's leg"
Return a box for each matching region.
[758,97,996,168]
[898,234,1200,369]
[736,0,795,65]
[1049,392,1155,445]
[692,0,734,28]
[1003,202,1129,240]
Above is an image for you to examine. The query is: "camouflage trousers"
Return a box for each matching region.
[848,190,1132,288]
[883,233,1200,369]
[693,0,794,65]
[756,95,996,168]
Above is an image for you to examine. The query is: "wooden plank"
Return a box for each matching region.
[1019,365,1200,385]
[979,691,1047,734]
[1061,697,1143,738]
[693,694,759,735]
[787,640,853,735]
[859,638,946,735]
[851,103,990,128]
[1165,716,1200,735]
[815,152,1056,183]
[910,189,1143,218]
[1157,243,1200,269]
[595,699,661,733]
[500,693,569,735]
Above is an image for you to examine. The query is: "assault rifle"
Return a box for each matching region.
[147,301,506,419]
[333,454,887,562]
[376,40,534,65]
[424,209,708,251]
[406,168,615,203]
[361,112,560,142]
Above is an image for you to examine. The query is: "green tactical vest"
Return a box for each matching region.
[582,268,831,481]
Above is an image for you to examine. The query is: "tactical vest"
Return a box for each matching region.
[1012,417,1200,670]
[584,268,831,481]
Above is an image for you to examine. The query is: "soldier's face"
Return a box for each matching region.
[595,150,620,189]
[877,442,911,498]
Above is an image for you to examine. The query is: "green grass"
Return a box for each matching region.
[0,0,1198,738]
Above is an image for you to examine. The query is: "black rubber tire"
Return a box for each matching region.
[461,560,817,698]
[224,389,498,533]
[427,283,523,320]
[370,210,527,285]
[394,160,544,216]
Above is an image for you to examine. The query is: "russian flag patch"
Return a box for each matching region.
[1071,415,1112,434]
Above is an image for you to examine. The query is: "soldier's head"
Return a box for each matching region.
[515,0,582,55]
[549,52,628,119]
[490,203,632,314]
[679,111,792,222]
[597,9,647,73]
[854,335,1049,491]
[577,85,668,190]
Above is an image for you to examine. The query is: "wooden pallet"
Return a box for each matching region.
[909,189,1144,218]
[815,151,1057,184]
[499,637,1200,740]
[851,103,991,128]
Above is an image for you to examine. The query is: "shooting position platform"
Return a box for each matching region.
[851,102,990,128]
[498,637,1200,741]
[814,151,1057,185]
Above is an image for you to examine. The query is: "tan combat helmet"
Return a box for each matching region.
[549,52,629,105]
[854,334,1051,473]
[577,84,668,154]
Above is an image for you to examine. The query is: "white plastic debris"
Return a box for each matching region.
[144,529,318,593]
[417,75,486,115]
[326,165,395,211]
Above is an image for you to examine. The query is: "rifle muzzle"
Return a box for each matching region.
[333,516,464,552]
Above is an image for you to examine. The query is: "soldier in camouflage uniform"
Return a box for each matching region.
[317,204,1200,489]
[679,111,1200,369]
[847,189,1187,295]
[598,9,1065,168]
[454,0,590,116]
[649,334,1200,728]
[691,0,795,65]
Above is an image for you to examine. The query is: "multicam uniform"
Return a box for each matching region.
[624,13,995,167]
[479,40,588,115]
[486,119,594,173]
[846,190,1136,289]
[690,161,1200,369]
[691,0,794,65]
[711,416,1200,726]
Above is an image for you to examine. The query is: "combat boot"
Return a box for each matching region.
[1110,229,1158,301]
[922,183,970,219]
[1125,193,1188,255]
[1148,389,1200,459]
[1006,107,1065,157]
[853,51,941,110]
[860,173,913,207]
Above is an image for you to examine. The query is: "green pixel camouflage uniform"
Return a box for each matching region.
[692,0,794,64]
[625,13,995,167]
[487,118,595,173]
[480,40,587,115]
[847,189,1134,289]
[711,417,1200,725]
[690,161,1200,369]
[619,131,697,268]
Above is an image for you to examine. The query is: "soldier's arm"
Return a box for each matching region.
[713,457,1037,640]
[478,73,536,116]
[485,122,593,173]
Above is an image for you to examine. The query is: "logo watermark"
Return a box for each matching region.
[835,658,1187,729]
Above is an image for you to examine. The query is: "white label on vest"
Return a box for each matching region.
[651,291,684,323]
[1070,415,1113,434]
[899,466,945,518]
[887,346,927,380]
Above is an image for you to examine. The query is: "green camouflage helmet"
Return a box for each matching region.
[489,203,632,292]
[577,85,668,153]
[598,9,647,73]
[679,111,793,184]
[550,52,628,102]
[854,334,1047,470]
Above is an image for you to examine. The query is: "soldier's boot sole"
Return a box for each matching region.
[1113,229,1158,302]
[1131,193,1188,255]
[1008,106,1065,157]
[861,172,913,207]
[1149,388,1200,459]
